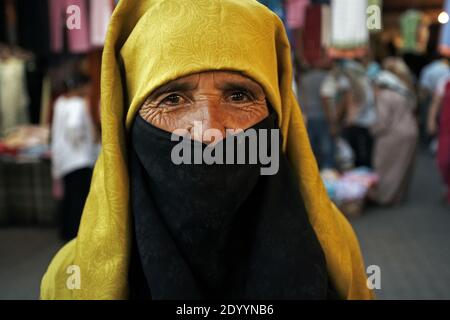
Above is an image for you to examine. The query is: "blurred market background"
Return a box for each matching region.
[1,0,450,299]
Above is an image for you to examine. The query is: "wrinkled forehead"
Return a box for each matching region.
[119,0,283,128]
[145,71,266,98]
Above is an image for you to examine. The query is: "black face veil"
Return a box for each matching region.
[128,113,333,300]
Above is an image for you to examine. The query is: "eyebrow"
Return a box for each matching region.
[147,76,265,100]
[148,81,198,99]
[217,80,264,96]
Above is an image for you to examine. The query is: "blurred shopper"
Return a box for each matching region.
[51,73,99,241]
[420,55,449,101]
[428,70,450,206]
[370,58,418,206]
[299,62,336,169]
[337,60,376,168]
[419,54,449,143]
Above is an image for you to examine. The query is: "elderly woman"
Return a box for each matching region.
[41,0,373,300]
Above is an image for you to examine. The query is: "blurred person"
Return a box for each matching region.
[320,61,354,169]
[428,69,450,206]
[299,60,336,169]
[41,0,373,300]
[418,54,449,143]
[336,60,377,168]
[366,61,381,81]
[383,57,416,95]
[51,73,99,241]
[370,58,418,206]
[360,51,381,82]
[419,54,449,99]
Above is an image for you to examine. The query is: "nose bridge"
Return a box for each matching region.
[193,94,226,143]
[200,95,221,125]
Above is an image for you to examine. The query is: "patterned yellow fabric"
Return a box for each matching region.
[41,0,374,300]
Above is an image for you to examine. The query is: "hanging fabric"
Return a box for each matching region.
[0,57,30,136]
[329,0,369,59]
[48,0,91,54]
[90,0,114,48]
[321,5,331,48]
[302,4,322,65]
[286,0,310,30]
[400,10,421,53]
[284,0,310,68]
[400,9,430,54]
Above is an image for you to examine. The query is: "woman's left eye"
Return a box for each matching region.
[228,91,252,103]
[160,94,185,106]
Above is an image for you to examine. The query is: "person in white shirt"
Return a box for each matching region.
[51,73,99,240]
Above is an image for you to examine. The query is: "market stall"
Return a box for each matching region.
[0,126,56,225]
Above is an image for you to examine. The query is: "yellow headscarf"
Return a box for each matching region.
[41,0,374,300]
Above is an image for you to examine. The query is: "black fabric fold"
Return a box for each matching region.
[129,113,329,300]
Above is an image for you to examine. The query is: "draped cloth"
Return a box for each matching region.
[40,0,374,300]
[129,113,330,299]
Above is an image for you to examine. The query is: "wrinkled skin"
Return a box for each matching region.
[139,71,269,144]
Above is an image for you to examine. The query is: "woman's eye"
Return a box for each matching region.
[160,94,185,106]
[229,91,252,103]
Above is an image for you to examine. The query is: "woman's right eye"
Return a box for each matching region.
[159,94,186,107]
